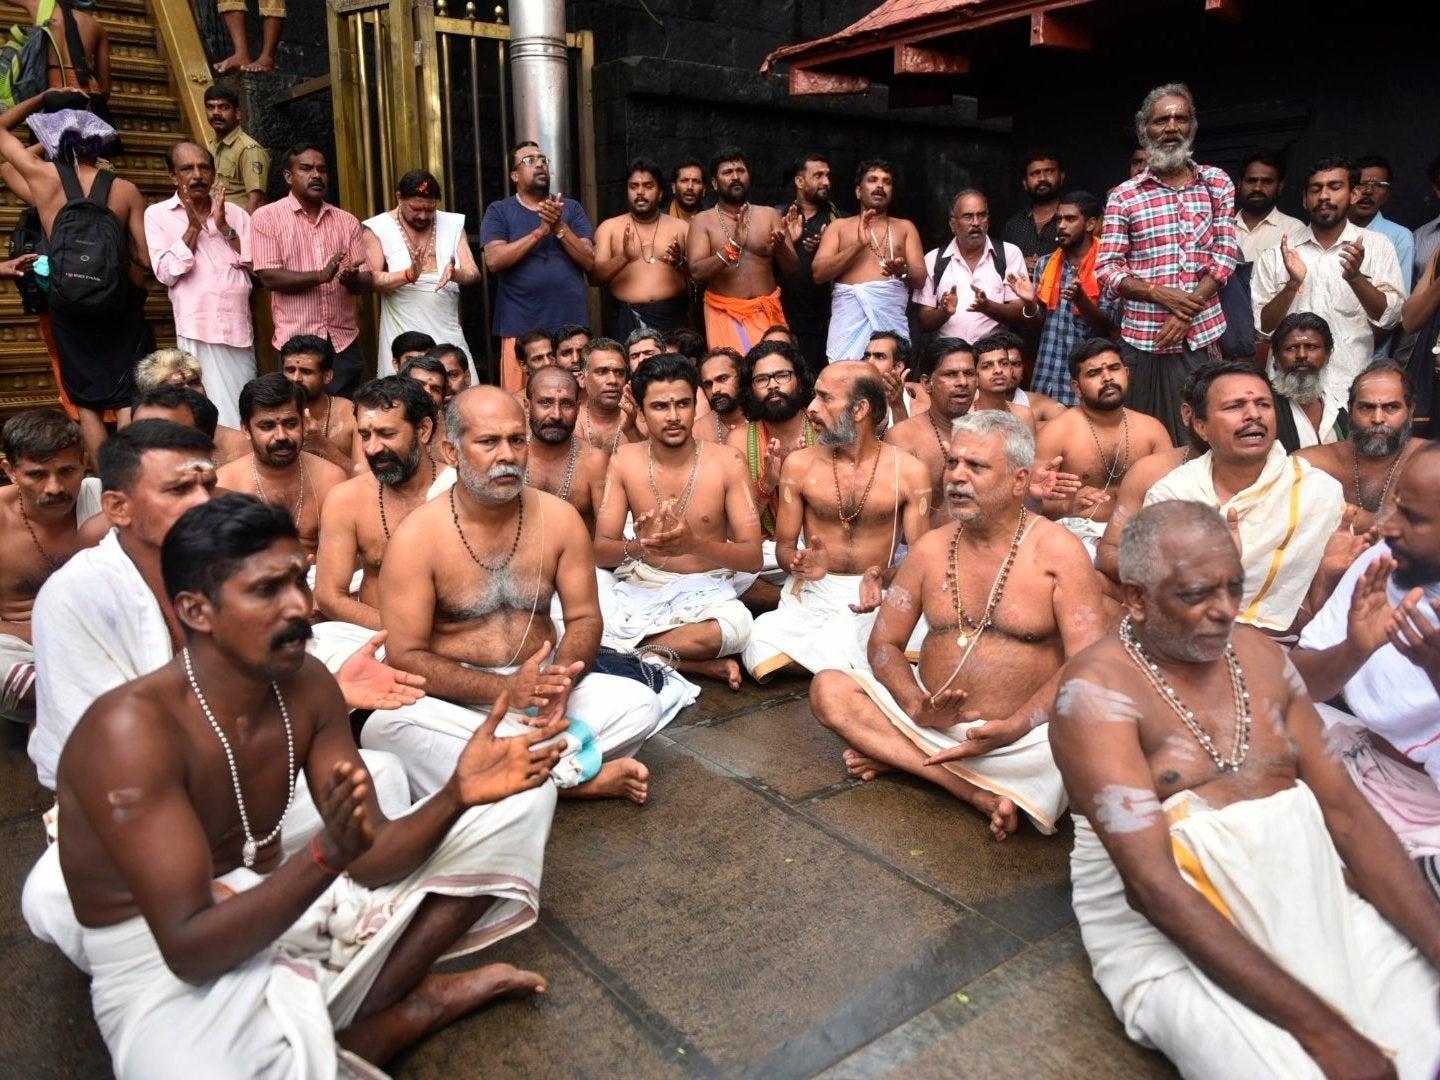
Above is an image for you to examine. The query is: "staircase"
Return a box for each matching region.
[0,0,193,422]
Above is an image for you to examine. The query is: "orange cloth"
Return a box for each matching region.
[499,336,522,393]
[1036,244,1100,316]
[703,288,785,355]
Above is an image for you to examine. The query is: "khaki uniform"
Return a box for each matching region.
[208,126,270,209]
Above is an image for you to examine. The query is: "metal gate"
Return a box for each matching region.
[325,0,597,381]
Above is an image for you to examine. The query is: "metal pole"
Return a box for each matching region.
[469,14,495,380]
[507,0,569,194]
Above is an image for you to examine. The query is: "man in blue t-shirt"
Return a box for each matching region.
[481,142,596,392]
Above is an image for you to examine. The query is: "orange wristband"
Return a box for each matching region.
[309,834,345,876]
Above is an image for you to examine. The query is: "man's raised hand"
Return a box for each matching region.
[334,630,427,711]
[788,535,829,580]
[507,641,576,711]
[453,691,568,806]
[315,760,374,869]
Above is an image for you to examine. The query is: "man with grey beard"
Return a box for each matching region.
[1269,313,1347,451]
[1298,360,1429,532]
[1097,83,1241,445]
[366,386,666,804]
[316,377,440,629]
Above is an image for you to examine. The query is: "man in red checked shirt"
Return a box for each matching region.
[1096,83,1240,445]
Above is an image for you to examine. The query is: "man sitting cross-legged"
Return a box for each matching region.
[315,377,440,629]
[810,410,1104,838]
[1057,500,1440,1078]
[30,494,565,1077]
[366,386,665,804]
[742,359,932,683]
[595,354,763,689]
[883,337,979,531]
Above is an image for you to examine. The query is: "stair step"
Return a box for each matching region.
[98,16,160,46]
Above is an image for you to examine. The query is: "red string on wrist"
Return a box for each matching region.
[309,834,345,876]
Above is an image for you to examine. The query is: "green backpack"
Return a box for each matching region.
[0,0,62,112]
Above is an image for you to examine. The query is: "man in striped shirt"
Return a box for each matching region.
[252,144,372,399]
[1096,83,1240,444]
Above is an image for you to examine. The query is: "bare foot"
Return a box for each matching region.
[842,747,893,781]
[679,656,742,690]
[241,54,276,72]
[406,964,546,1036]
[982,794,1019,841]
[563,758,649,804]
[213,52,248,73]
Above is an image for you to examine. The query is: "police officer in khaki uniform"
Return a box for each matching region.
[204,85,269,214]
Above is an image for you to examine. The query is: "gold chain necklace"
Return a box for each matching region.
[947,507,1028,648]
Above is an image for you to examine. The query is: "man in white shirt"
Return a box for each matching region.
[1252,156,1404,411]
[1234,150,1303,263]
[913,189,1028,344]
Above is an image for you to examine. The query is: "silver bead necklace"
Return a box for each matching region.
[182,647,297,868]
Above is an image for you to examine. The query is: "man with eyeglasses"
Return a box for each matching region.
[1253,156,1404,410]
[481,142,596,394]
[914,189,1027,347]
[1348,154,1415,292]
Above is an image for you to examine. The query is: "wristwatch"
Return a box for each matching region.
[554,227,568,240]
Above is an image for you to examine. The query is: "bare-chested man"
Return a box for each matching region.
[743,361,932,682]
[32,493,564,1076]
[696,347,747,445]
[884,338,978,529]
[860,330,913,428]
[280,334,358,472]
[596,354,763,689]
[812,159,925,364]
[216,373,349,559]
[973,334,1036,435]
[316,377,439,629]
[810,410,1104,838]
[134,346,249,464]
[1034,337,1172,557]
[1056,500,1440,1078]
[553,325,590,381]
[688,146,799,355]
[369,387,665,804]
[1298,359,1428,533]
[0,410,100,716]
[524,367,607,536]
[591,159,690,337]
[1000,332,1067,424]
[577,337,640,457]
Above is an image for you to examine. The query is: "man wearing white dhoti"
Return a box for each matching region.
[595,355,764,690]
[742,360,932,682]
[1145,360,1345,635]
[28,494,562,1079]
[1293,445,1440,887]
[810,410,1105,838]
[811,159,925,363]
[362,171,480,380]
[1056,500,1440,1080]
[374,387,666,804]
[145,140,256,429]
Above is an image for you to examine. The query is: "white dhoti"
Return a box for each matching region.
[729,539,786,598]
[361,669,666,801]
[25,782,555,1080]
[742,573,878,681]
[178,336,256,430]
[844,668,1064,834]
[365,210,474,381]
[600,561,754,657]
[826,278,909,363]
[1072,783,1440,1079]
[1056,516,1106,562]
[1,631,35,717]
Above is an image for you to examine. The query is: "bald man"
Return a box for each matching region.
[523,366,608,536]
[363,387,667,805]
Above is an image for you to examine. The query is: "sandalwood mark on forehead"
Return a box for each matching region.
[1093,784,1161,834]
[1054,678,1142,724]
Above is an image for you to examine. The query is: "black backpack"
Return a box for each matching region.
[8,205,48,314]
[47,161,127,315]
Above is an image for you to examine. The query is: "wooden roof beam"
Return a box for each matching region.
[788,67,871,96]
[892,43,969,76]
[1030,10,1091,50]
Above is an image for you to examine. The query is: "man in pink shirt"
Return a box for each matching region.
[251,143,371,397]
[145,140,255,428]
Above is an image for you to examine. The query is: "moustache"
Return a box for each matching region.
[270,619,313,651]
[35,492,73,508]
[267,440,297,455]
[710,392,735,412]
[488,463,524,481]
[367,450,402,471]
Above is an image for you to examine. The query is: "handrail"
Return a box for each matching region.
[151,0,212,142]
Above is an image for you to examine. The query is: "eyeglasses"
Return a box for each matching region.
[1356,180,1391,191]
[751,370,796,388]
[518,154,548,168]
[951,211,990,222]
